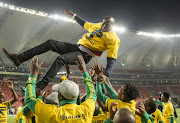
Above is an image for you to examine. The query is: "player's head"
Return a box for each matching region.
[101,16,115,32]
[144,98,156,114]
[161,92,170,102]
[0,91,5,103]
[117,84,139,102]
[52,80,79,103]
[46,92,59,105]
[113,108,136,123]
[21,98,25,106]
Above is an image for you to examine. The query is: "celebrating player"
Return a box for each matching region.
[3,9,120,92]
[0,78,19,123]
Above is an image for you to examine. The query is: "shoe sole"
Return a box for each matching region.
[2,48,19,67]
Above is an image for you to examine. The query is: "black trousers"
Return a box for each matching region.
[18,39,92,90]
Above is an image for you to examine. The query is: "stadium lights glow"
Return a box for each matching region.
[0,2,75,23]
[1,1,180,38]
[113,26,126,33]
[137,31,180,38]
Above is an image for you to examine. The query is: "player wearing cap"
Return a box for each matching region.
[24,55,96,123]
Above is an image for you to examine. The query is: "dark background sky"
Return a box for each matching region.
[2,0,180,33]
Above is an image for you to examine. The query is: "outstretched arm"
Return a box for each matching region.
[155,100,163,106]
[7,80,19,105]
[64,10,86,27]
[103,76,118,100]
[96,80,109,104]
[25,56,43,113]
[75,55,96,102]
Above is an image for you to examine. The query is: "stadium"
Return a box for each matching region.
[0,0,179,123]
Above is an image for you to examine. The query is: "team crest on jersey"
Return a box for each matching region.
[0,107,6,117]
[85,30,103,45]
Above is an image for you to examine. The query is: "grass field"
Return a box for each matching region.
[7,108,180,123]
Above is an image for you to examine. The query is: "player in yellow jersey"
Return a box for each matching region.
[104,102,154,123]
[22,97,45,123]
[151,108,163,123]
[144,98,163,123]
[155,92,175,123]
[3,9,120,94]
[94,70,139,115]
[134,98,163,123]
[0,78,19,123]
[24,55,96,123]
[15,98,25,123]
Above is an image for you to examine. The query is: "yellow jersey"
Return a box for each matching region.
[163,101,176,123]
[0,101,11,123]
[25,72,96,123]
[24,110,43,123]
[77,22,120,59]
[92,113,108,123]
[105,99,136,115]
[23,99,44,123]
[24,110,35,123]
[135,114,142,123]
[151,108,163,123]
[34,99,95,123]
[15,106,25,123]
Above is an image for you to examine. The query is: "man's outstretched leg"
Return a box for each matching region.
[36,51,92,90]
[3,39,78,67]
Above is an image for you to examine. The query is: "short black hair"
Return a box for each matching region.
[163,92,170,99]
[21,98,24,102]
[145,98,157,114]
[124,83,139,101]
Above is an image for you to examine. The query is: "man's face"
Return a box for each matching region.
[117,85,126,101]
[101,17,115,31]
[0,92,5,102]
[161,94,164,102]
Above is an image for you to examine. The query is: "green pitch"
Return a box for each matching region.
[7,115,15,123]
[7,108,180,123]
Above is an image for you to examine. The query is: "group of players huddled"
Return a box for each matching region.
[0,55,177,123]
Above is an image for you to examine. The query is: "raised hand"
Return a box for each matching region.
[37,71,43,80]
[135,102,145,116]
[7,80,13,89]
[64,10,75,16]
[30,56,43,76]
[65,64,71,78]
[74,77,80,87]
[75,55,87,73]
[89,69,96,82]
[91,61,102,76]
[0,78,7,90]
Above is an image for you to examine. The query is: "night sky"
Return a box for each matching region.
[2,0,180,33]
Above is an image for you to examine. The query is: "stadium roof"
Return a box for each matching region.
[0,1,180,70]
